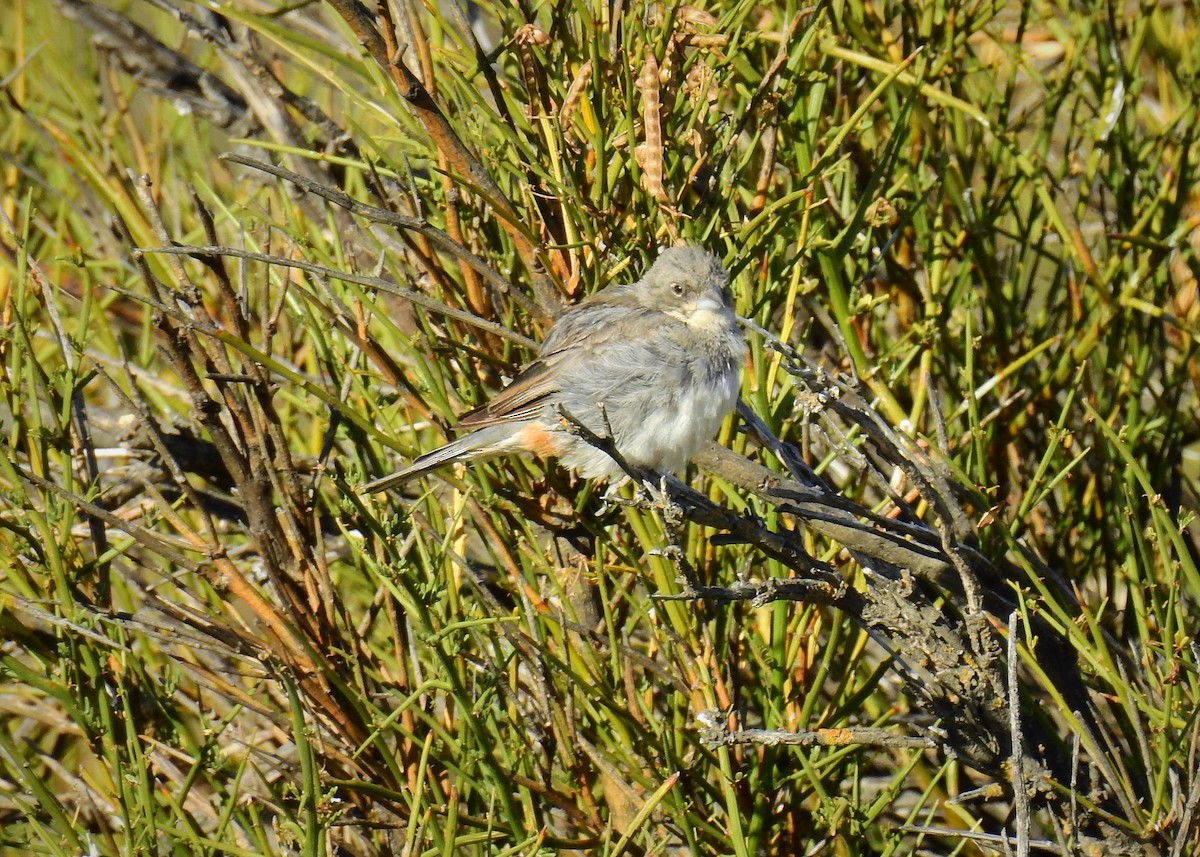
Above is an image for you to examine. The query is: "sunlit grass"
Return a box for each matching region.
[1,0,1198,854]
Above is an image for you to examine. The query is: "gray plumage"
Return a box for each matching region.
[362,246,744,492]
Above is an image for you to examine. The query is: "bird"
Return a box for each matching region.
[361,245,745,493]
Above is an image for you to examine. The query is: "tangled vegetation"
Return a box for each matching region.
[1,0,1198,854]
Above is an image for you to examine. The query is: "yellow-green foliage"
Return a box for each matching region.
[1,1,1198,854]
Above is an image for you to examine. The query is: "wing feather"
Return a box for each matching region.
[457,299,661,430]
[456,360,559,428]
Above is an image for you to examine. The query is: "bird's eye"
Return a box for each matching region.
[671,283,685,297]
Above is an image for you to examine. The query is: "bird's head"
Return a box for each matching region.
[637,246,734,324]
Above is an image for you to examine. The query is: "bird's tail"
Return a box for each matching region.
[359,426,512,494]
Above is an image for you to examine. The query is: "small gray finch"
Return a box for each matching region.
[362,245,745,492]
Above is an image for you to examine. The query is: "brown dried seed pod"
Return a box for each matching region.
[635,53,668,203]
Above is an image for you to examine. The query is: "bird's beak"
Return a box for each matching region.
[692,295,723,313]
